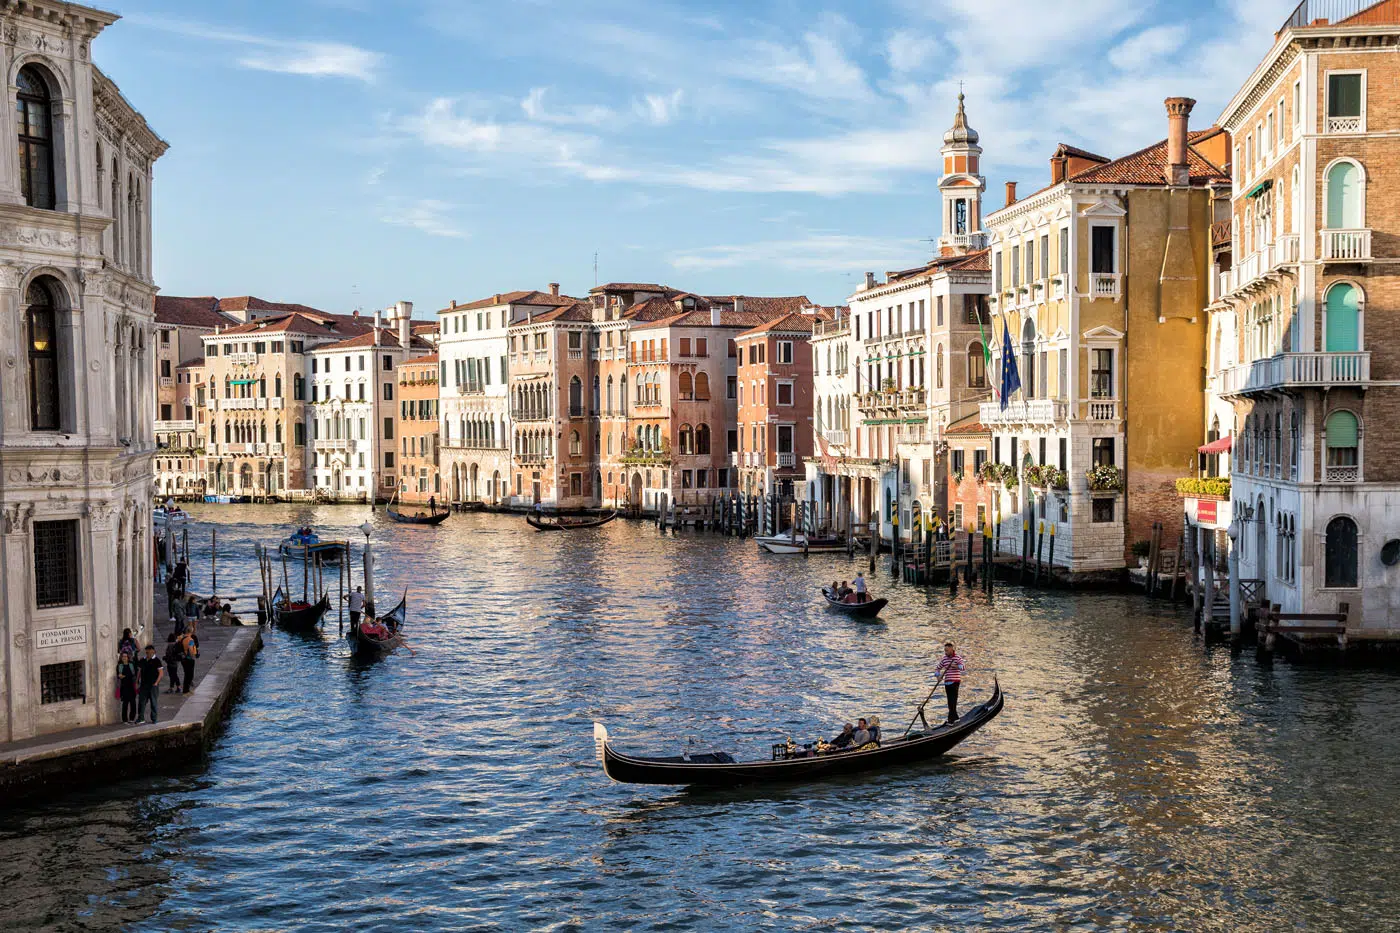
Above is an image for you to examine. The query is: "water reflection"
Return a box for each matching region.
[1,504,1398,930]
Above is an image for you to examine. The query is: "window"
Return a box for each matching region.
[936,296,944,326]
[697,423,711,455]
[727,339,737,358]
[295,422,306,446]
[778,341,793,364]
[952,449,965,475]
[34,519,81,608]
[293,374,305,400]
[26,280,62,431]
[16,66,55,209]
[994,252,1003,292]
[777,382,794,406]
[1325,410,1359,469]
[937,346,945,389]
[383,354,393,371]
[1091,348,1114,398]
[570,430,582,456]
[1324,283,1360,352]
[40,660,85,704]
[1092,437,1115,467]
[1040,234,1049,279]
[695,372,711,400]
[1326,72,1364,133]
[974,448,987,472]
[1011,245,1021,286]
[1059,228,1069,274]
[380,382,392,401]
[1091,226,1116,273]
[383,417,394,440]
[1324,160,1363,230]
[1325,516,1359,588]
[1092,498,1115,523]
[777,424,794,454]
[1058,438,1067,471]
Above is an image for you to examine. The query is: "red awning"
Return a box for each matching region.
[1198,435,1232,455]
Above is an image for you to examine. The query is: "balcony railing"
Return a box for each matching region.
[1220,351,1370,397]
[1211,220,1232,247]
[510,407,551,422]
[1221,235,1300,296]
[1282,1,1378,32]
[159,376,174,388]
[813,318,850,337]
[1090,273,1121,300]
[1322,229,1371,262]
[227,352,257,366]
[1325,465,1360,483]
[856,388,927,414]
[568,404,586,418]
[157,419,197,432]
[823,429,847,446]
[221,398,258,410]
[979,399,1067,426]
[1087,399,1119,421]
[777,452,796,468]
[1325,115,1363,134]
[568,348,583,360]
[946,232,988,250]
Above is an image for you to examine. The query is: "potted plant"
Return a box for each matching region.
[881,377,897,394]
[1085,464,1124,491]
[951,469,965,486]
[1131,539,1151,568]
[1048,467,1068,490]
[1024,464,1049,488]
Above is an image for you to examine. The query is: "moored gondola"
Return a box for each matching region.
[526,509,618,531]
[386,506,449,526]
[821,586,888,618]
[273,587,330,631]
[596,680,1002,786]
[756,534,846,554]
[349,590,406,659]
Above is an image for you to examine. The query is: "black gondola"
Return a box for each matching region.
[273,588,330,631]
[526,509,618,531]
[596,680,1002,786]
[386,506,449,526]
[349,590,406,659]
[821,586,888,618]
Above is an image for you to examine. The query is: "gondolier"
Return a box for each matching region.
[933,642,965,722]
[346,586,365,628]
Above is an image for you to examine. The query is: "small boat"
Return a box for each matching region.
[385,490,449,525]
[153,506,189,528]
[457,500,487,512]
[350,590,406,659]
[821,586,888,618]
[597,680,1003,786]
[526,509,618,531]
[203,494,250,504]
[272,586,330,631]
[755,534,846,554]
[279,529,344,563]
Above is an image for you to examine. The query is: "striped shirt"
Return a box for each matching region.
[934,653,965,684]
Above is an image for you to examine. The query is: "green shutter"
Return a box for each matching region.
[1325,284,1359,352]
[1326,411,1358,449]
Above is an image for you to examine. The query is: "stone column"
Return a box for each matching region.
[1,503,36,741]
[86,500,118,726]
[0,263,24,440]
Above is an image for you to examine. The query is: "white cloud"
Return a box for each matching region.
[127,17,383,82]
[521,87,615,126]
[1108,25,1189,72]
[886,30,938,74]
[727,15,872,103]
[636,90,684,125]
[668,234,928,273]
[382,199,468,239]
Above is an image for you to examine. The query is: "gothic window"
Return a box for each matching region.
[695,372,711,400]
[696,423,711,455]
[967,343,986,388]
[17,66,56,210]
[26,279,62,430]
[1324,516,1358,588]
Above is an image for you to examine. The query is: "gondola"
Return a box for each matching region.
[272,586,330,631]
[821,586,889,618]
[349,590,406,659]
[457,500,487,512]
[755,534,846,554]
[386,506,449,526]
[526,509,618,531]
[596,679,1002,786]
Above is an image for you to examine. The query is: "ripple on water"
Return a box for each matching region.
[1,505,1399,931]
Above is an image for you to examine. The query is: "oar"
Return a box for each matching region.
[902,671,945,738]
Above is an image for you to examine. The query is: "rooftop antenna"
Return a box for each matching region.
[351,284,361,313]
[593,251,598,287]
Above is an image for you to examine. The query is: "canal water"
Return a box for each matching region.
[3,505,1398,931]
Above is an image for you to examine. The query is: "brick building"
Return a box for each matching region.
[395,354,440,506]
[735,310,827,497]
[945,414,994,535]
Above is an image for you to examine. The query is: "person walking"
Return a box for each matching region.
[136,644,164,724]
[933,642,965,723]
[178,629,199,695]
[163,633,183,693]
[116,651,138,724]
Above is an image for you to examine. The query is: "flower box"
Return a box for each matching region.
[1174,476,1230,499]
[1085,464,1124,492]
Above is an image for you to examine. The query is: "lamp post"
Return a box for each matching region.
[359,520,374,611]
[1227,521,1241,641]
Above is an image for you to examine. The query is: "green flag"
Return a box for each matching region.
[975,304,995,401]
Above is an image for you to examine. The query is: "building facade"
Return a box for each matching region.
[735,311,825,497]
[1202,2,1400,629]
[396,354,440,506]
[1,3,168,740]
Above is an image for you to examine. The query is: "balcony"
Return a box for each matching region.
[1221,235,1300,296]
[222,398,258,411]
[730,451,740,467]
[1087,399,1120,421]
[457,384,485,395]
[1090,273,1120,300]
[160,376,174,388]
[518,452,547,465]
[979,399,1067,426]
[227,352,257,366]
[777,452,796,468]
[1325,465,1360,483]
[1325,115,1363,134]
[813,318,850,337]
[157,419,197,432]
[568,404,586,419]
[568,348,584,360]
[1051,275,1066,301]
[510,407,551,422]
[856,388,927,415]
[269,443,284,456]
[1210,220,1232,248]
[1220,351,1370,397]
[1322,229,1371,262]
[823,429,847,446]
[320,439,356,452]
[947,232,988,250]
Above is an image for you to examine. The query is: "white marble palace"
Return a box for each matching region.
[0,3,167,741]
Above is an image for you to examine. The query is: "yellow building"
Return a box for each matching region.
[981,99,1229,575]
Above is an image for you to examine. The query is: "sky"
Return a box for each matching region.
[93,0,1289,317]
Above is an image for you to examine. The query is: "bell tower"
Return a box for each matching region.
[938,92,987,254]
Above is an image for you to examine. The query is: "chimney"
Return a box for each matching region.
[548,282,560,297]
[1005,181,1018,207]
[450,299,457,309]
[710,305,721,326]
[373,310,381,347]
[863,272,876,290]
[1165,97,1196,186]
[397,300,412,349]
[733,297,745,315]
[1050,153,1067,185]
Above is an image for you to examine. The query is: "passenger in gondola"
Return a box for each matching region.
[829,723,856,749]
[852,718,871,747]
[868,716,881,745]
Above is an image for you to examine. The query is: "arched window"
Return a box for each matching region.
[695,372,710,400]
[293,374,305,400]
[592,375,600,413]
[606,375,614,413]
[1325,516,1358,588]
[1325,160,1363,230]
[570,430,581,456]
[620,375,627,414]
[679,372,693,400]
[678,424,693,455]
[16,66,56,210]
[274,374,283,397]
[936,344,945,389]
[696,423,711,454]
[26,279,62,430]
[1325,410,1359,472]
[569,376,582,414]
[1324,283,1360,352]
[967,342,986,388]
[1021,319,1037,399]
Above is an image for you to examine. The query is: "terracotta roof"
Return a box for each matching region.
[412,322,440,334]
[706,295,812,319]
[621,295,710,322]
[1054,143,1110,164]
[216,296,327,316]
[441,289,576,313]
[402,353,439,366]
[176,356,205,369]
[632,308,776,332]
[313,329,436,352]
[736,310,832,339]
[945,412,989,436]
[155,296,228,329]
[589,282,671,294]
[521,301,594,324]
[882,249,991,286]
[1068,129,1229,186]
[210,312,371,339]
[1337,0,1400,26]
